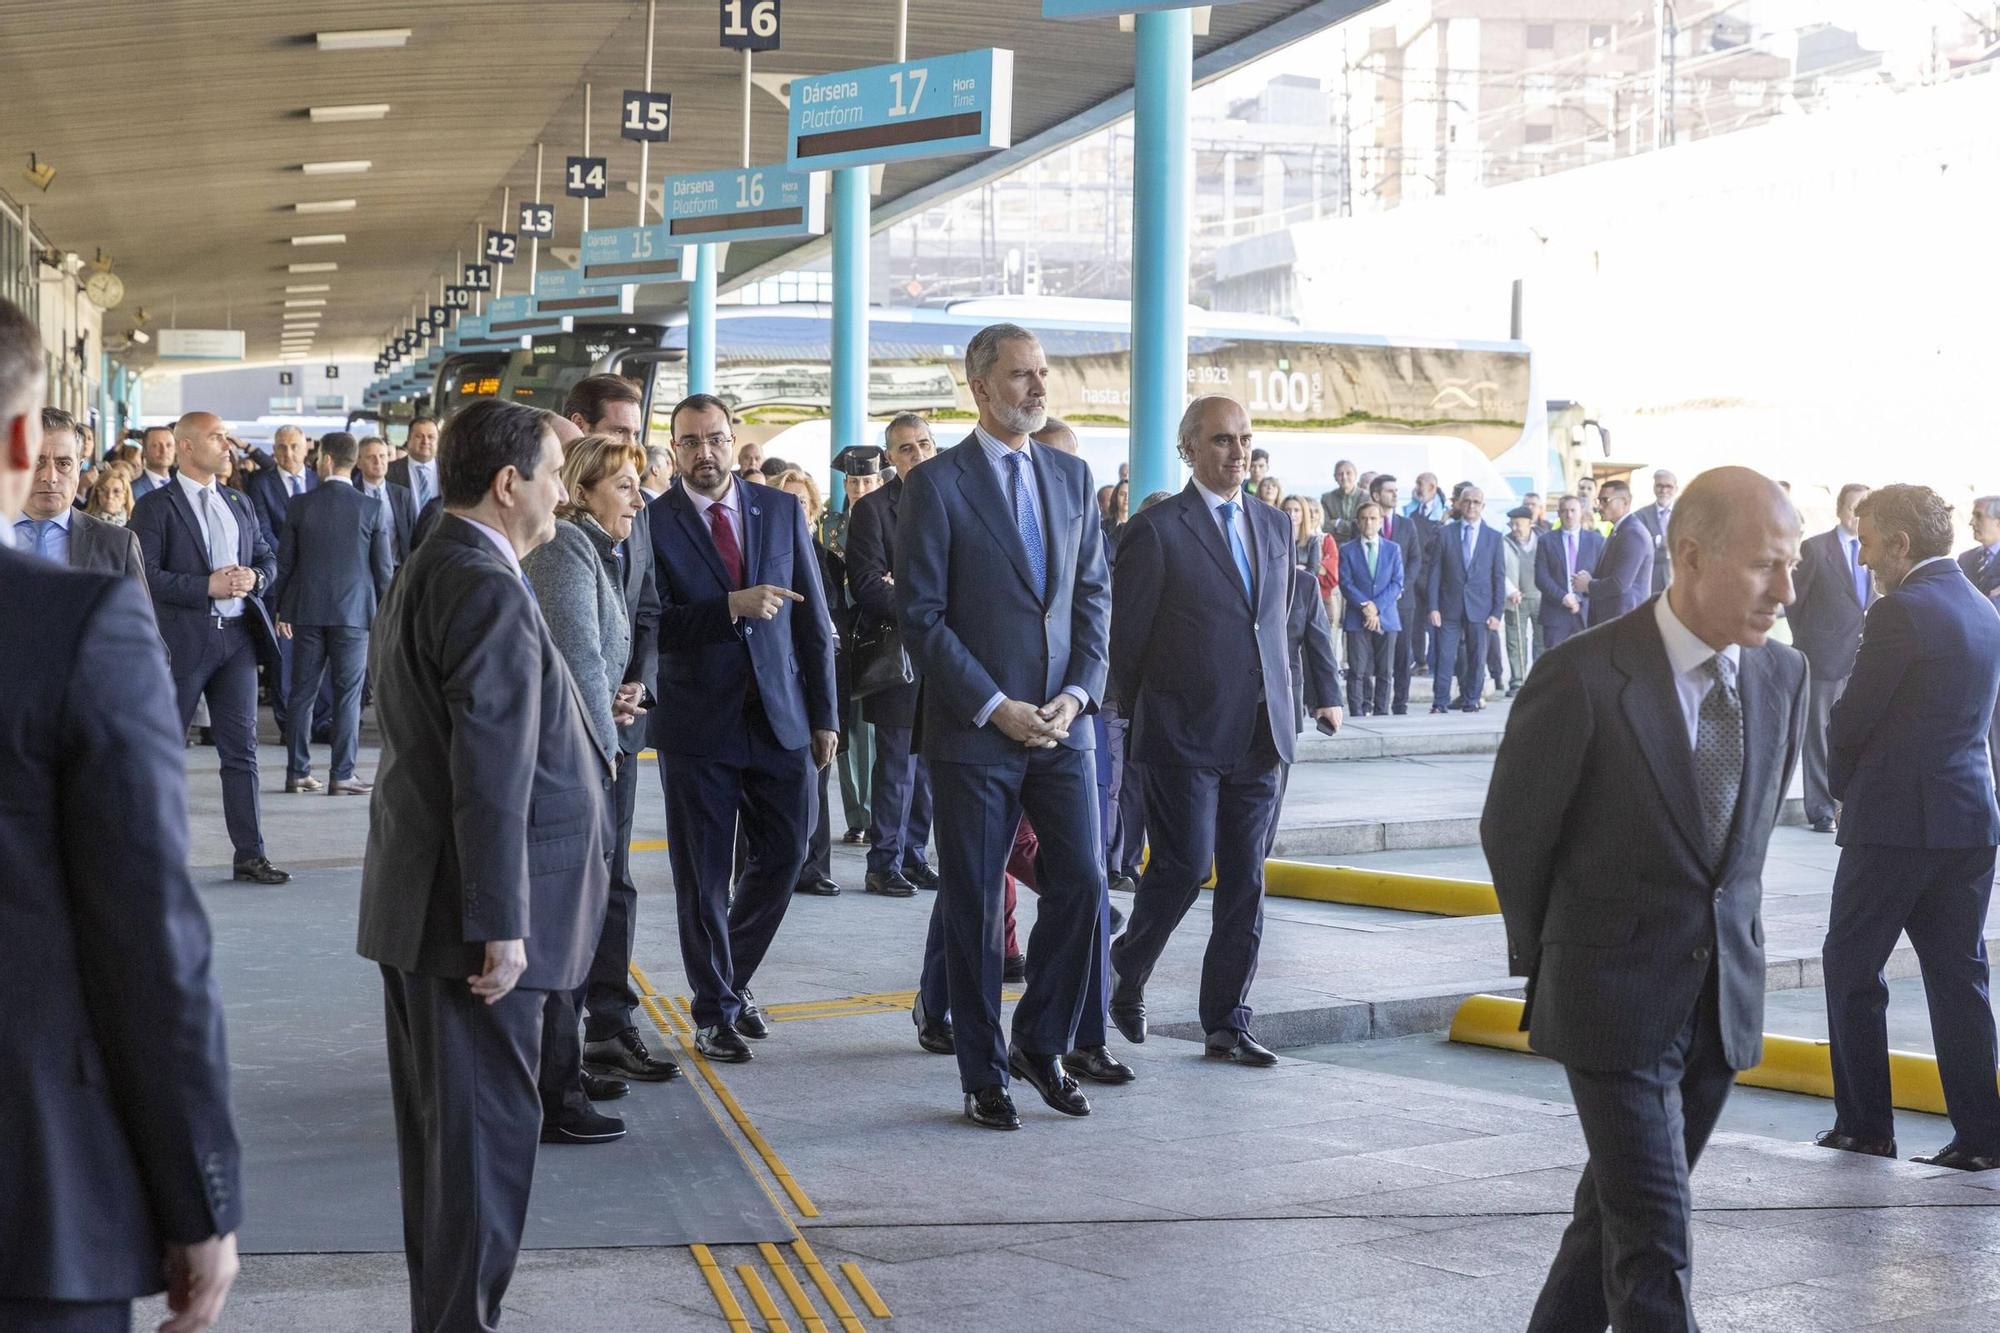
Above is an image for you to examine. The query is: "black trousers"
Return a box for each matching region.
[660,709,812,1030]
[582,751,643,1040]
[1110,719,1283,1036]
[0,1299,129,1331]
[1343,628,1396,715]
[172,617,265,863]
[1530,971,1734,1333]
[1434,618,1489,710]
[1825,842,2000,1152]
[380,966,544,1333]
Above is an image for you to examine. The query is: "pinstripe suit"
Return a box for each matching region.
[1482,596,1808,1331]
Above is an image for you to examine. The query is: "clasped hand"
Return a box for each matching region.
[992,695,1078,749]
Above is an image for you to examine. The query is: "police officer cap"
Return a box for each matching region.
[833,445,883,477]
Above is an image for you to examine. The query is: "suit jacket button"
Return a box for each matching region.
[1693,945,1712,961]
[744,625,755,636]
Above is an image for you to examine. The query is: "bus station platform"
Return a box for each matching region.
[154,728,2000,1331]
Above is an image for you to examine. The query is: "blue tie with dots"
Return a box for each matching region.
[1218,501,1254,601]
[1006,451,1046,600]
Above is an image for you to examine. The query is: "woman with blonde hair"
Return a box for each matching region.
[86,462,137,526]
[521,431,651,1142]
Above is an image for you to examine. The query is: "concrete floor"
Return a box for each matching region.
[139,725,2000,1332]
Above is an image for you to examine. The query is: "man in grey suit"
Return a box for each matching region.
[1483,466,1809,1331]
[357,398,611,1331]
[271,432,393,796]
[1631,468,1678,594]
[1787,484,1874,833]
[15,407,146,592]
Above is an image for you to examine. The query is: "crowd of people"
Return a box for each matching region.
[6,291,2000,1333]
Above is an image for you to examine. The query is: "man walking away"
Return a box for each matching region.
[1484,467,1808,1331]
[1817,484,2000,1171]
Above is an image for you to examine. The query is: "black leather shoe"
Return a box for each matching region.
[1205,1030,1280,1067]
[1814,1129,1896,1158]
[902,861,940,890]
[1108,902,1126,934]
[964,1085,1021,1130]
[540,1106,626,1144]
[1107,871,1137,896]
[794,875,842,895]
[583,1027,680,1081]
[1429,705,1451,715]
[1109,973,1146,1045]
[1063,1045,1136,1085]
[1002,952,1027,983]
[232,857,291,885]
[582,1071,629,1102]
[1392,706,1408,715]
[734,990,770,1040]
[695,1024,753,1063]
[1809,818,1836,834]
[1913,1144,2000,1171]
[1007,1044,1090,1117]
[864,871,917,898]
[913,994,954,1055]
[841,828,869,845]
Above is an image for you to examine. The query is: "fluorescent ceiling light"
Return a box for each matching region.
[315,28,411,52]
[288,262,338,273]
[290,234,346,246]
[283,298,327,308]
[308,104,390,123]
[294,199,356,214]
[284,284,330,293]
[301,160,371,175]
[283,317,322,326]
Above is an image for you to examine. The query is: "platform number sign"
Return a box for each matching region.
[428,305,448,329]
[464,264,493,292]
[445,285,471,310]
[278,370,294,387]
[518,201,555,238]
[374,358,388,374]
[484,229,519,264]
[417,315,437,341]
[565,156,609,198]
[620,90,673,142]
[720,0,779,51]
[325,365,339,380]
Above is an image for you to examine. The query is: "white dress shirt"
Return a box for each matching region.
[408,459,438,510]
[1193,478,1254,561]
[685,474,742,536]
[177,473,245,618]
[1653,594,1741,749]
[461,515,525,580]
[969,424,1090,728]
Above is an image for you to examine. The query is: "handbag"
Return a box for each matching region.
[849,614,914,698]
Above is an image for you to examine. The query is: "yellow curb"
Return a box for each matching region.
[1448,994,1959,1115]
[1262,861,1500,916]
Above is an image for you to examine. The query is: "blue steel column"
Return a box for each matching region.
[688,245,717,395]
[1129,9,1192,502]
[829,165,869,513]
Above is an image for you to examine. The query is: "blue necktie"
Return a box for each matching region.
[1848,536,1868,605]
[1217,501,1254,600]
[1005,452,1046,599]
[1463,523,1476,566]
[15,518,51,559]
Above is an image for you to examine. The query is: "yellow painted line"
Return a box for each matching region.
[759,1244,829,1333]
[1448,994,1965,1115]
[640,748,657,760]
[735,1264,791,1332]
[839,1262,892,1320]
[790,1240,866,1333]
[1260,861,1500,916]
[668,994,820,1218]
[691,1245,754,1332]
[629,838,670,852]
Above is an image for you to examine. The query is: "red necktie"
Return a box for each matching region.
[707,503,744,589]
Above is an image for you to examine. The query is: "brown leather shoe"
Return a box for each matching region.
[284,775,323,794]
[327,778,373,796]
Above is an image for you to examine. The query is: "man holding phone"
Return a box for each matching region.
[1106,395,1341,1068]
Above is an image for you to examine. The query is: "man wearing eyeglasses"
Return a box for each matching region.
[644,395,838,1065]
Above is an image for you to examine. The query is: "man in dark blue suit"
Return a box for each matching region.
[131,411,289,885]
[1338,500,1404,716]
[1817,484,2000,1170]
[1108,395,1339,1068]
[1369,475,1429,714]
[1486,468,1809,1331]
[1788,484,1875,833]
[1535,495,1603,648]
[244,424,321,739]
[1580,478,1654,627]
[1424,485,1507,713]
[355,434,418,566]
[270,432,393,797]
[130,424,177,499]
[848,413,938,897]
[896,323,1114,1129]
[0,298,244,1333]
[1962,496,2000,791]
[647,393,838,1064]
